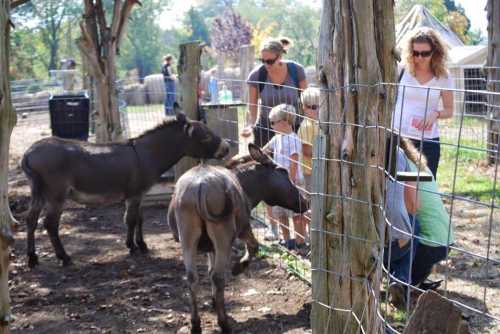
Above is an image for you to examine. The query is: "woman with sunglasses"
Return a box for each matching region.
[393,27,454,178]
[241,39,308,147]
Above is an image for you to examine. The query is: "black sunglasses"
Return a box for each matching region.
[270,119,282,126]
[305,104,318,110]
[412,50,433,58]
[260,55,279,65]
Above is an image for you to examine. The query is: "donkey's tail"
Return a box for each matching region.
[197,182,233,223]
[21,154,45,209]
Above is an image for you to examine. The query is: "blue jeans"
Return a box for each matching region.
[412,244,449,286]
[164,80,176,115]
[410,137,440,179]
[384,217,420,284]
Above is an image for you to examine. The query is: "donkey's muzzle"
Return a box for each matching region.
[214,139,230,159]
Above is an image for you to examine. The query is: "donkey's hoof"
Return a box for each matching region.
[27,255,39,268]
[137,242,149,253]
[62,257,73,267]
[190,323,201,334]
[231,261,249,276]
[128,245,139,255]
[219,321,232,334]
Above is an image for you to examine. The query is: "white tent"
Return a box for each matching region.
[396,4,464,49]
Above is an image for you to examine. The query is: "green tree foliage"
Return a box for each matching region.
[395,0,448,21]
[183,7,211,45]
[13,0,81,73]
[11,27,42,79]
[118,0,169,79]
[236,0,320,66]
[197,0,235,18]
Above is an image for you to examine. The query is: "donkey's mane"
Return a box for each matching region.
[225,158,259,172]
[132,117,181,141]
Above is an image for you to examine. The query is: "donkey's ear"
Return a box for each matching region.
[248,143,273,166]
[176,112,187,123]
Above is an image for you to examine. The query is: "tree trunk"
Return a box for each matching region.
[311,1,397,333]
[487,0,500,164]
[0,1,19,332]
[77,0,140,143]
[175,42,202,181]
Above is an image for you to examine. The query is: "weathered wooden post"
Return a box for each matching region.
[311,0,397,333]
[0,1,29,332]
[239,44,255,103]
[487,0,500,164]
[175,41,203,180]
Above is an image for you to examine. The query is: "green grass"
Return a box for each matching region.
[438,126,498,203]
[441,115,485,128]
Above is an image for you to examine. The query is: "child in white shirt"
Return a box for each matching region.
[264,104,307,250]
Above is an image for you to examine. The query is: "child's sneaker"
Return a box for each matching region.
[285,239,297,250]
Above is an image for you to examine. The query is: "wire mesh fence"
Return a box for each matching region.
[213,70,499,333]
[7,65,500,333]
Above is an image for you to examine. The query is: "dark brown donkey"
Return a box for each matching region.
[168,143,308,334]
[22,113,229,268]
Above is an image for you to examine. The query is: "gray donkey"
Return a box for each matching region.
[22,113,229,268]
[168,143,308,334]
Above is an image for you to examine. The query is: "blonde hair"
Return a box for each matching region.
[278,37,293,50]
[269,104,296,126]
[400,137,428,171]
[260,39,287,56]
[301,87,320,107]
[402,27,449,78]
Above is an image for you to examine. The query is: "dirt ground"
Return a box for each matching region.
[8,177,311,334]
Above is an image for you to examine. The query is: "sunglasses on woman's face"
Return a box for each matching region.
[412,50,433,58]
[270,119,283,126]
[305,104,318,110]
[260,55,279,65]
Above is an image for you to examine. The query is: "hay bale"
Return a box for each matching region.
[144,74,167,104]
[123,83,147,106]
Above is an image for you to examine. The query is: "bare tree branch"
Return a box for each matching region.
[113,0,141,54]
[77,21,104,79]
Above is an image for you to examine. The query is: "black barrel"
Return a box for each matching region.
[49,93,89,141]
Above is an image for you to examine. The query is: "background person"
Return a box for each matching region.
[399,138,454,289]
[393,27,454,178]
[264,104,307,250]
[384,145,419,309]
[298,87,320,193]
[241,38,307,147]
[161,54,177,115]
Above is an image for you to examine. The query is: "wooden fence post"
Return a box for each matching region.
[175,41,203,181]
[239,44,255,103]
[311,0,397,333]
[487,0,500,164]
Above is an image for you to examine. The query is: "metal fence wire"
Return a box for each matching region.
[8,65,500,334]
[212,68,499,334]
